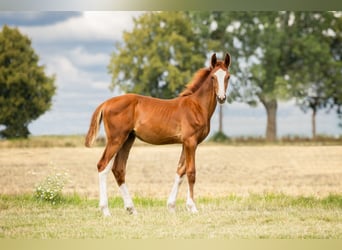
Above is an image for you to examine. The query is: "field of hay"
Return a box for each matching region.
[0,144,341,199]
[1,143,342,239]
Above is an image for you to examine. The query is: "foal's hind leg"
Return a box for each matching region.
[112,132,137,215]
[97,136,128,216]
[167,145,186,212]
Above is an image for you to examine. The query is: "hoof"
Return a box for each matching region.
[186,204,199,214]
[101,207,111,217]
[167,203,176,213]
[126,207,138,215]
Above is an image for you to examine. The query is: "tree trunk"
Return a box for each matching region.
[218,104,223,133]
[261,98,277,142]
[312,108,317,140]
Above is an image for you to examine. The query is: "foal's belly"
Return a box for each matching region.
[133,123,182,145]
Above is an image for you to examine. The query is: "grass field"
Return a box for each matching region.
[1,193,341,239]
[0,143,341,238]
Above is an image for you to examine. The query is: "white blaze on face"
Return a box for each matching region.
[214,69,227,100]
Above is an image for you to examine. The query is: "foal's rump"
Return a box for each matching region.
[84,94,136,147]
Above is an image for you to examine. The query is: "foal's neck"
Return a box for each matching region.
[193,77,218,119]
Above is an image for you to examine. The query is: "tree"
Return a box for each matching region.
[191,11,341,141]
[326,12,342,130]
[0,25,56,138]
[287,12,342,138]
[108,12,206,99]
[192,12,286,141]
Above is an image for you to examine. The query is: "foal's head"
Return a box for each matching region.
[210,53,231,104]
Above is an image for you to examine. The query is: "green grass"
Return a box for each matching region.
[0,193,341,239]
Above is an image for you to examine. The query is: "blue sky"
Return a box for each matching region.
[0,11,341,138]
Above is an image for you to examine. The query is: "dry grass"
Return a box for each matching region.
[0,144,341,198]
[0,144,341,239]
[0,135,86,148]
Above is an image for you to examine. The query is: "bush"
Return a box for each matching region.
[35,171,68,205]
[210,131,231,143]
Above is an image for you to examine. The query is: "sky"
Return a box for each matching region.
[0,11,341,138]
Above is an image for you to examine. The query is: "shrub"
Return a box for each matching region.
[210,131,231,143]
[35,171,68,205]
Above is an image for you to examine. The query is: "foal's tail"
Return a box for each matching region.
[85,104,104,147]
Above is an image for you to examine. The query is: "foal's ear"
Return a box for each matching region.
[211,53,217,68]
[224,53,231,69]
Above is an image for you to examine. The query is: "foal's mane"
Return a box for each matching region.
[179,61,226,97]
[179,67,211,97]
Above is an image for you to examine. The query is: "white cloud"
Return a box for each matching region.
[45,55,81,84]
[90,80,111,91]
[19,11,142,43]
[68,46,109,67]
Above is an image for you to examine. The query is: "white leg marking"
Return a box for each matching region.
[167,174,184,212]
[186,187,198,213]
[119,183,137,215]
[99,164,112,217]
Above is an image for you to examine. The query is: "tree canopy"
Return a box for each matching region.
[108,12,206,99]
[0,25,56,138]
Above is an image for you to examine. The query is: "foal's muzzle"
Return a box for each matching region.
[217,95,226,104]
